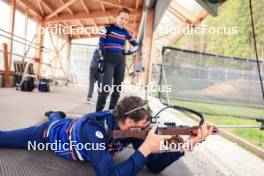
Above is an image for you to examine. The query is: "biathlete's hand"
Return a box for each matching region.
[138,125,172,157]
[177,124,213,152]
[191,123,213,143]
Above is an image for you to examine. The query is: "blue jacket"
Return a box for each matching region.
[99,24,138,54]
[44,111,184,176]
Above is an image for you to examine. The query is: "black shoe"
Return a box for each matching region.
[45,111,66,119]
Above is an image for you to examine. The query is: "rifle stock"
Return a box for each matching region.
[112,125,218,140]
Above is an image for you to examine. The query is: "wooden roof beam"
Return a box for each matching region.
[37,0,44,16]
[93,0,135,11]
[80,0,97,27]
[19,0,43,19]
[46,0,79,19]
[45,9,141,23]
[135,0,140,10]
[170,1,196,22]
[80,0,90,14]
[40,0,54,13]
[100,2,106,12]
[59,0,74,15]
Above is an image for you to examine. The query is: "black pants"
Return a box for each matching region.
[87,67,102,99]
[96,52,125,111]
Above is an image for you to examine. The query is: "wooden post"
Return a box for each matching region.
[24,8,29,54]
[35,23,44,78]
[65,38,72,79]
[55,35,59,74]
[3,43,10,87]
[130,50,140,85]
[48,30,66,75]
[8,0,16,70]
[142,9,154,87]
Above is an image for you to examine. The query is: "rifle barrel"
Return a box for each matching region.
[217,126,260,129]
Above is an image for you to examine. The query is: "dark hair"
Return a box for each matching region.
[114,96,149,122]
[117,8,130,15]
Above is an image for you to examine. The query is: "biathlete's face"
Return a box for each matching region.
[116,12,130,28]
[133,115,149,126]
[120,115,149,130]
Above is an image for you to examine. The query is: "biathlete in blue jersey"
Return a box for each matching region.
[96,8,139,112]
[0,96,213,176]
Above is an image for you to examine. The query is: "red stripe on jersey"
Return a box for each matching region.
[43,129,47,138]
[104,46,123,49]
[71,150,77,161]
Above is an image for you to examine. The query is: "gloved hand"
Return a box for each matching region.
[123,45,139,56]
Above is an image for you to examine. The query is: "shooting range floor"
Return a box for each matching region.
[0,86,264,176]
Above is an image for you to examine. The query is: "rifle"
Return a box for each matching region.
[112,105,264,144]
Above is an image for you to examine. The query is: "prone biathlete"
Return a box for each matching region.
[0,96,213,176]
[96,7,139,112]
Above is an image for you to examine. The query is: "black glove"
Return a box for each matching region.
[97,56,105,73]
[123,50,132,55]
[123,45,139,55]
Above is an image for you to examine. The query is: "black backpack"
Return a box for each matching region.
[21,76,35,92]
[38,78,50,92]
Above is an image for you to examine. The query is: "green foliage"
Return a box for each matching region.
[173,0,264,60]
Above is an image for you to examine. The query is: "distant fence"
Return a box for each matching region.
[154,47,264,106]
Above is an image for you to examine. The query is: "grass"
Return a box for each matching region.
[169,99,264,149]
[166,75,215,91]
[206,115,264,148]
[170,99,264,119]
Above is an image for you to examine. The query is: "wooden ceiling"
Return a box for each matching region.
[6,0,144,39]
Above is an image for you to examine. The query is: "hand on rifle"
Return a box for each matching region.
[180,124,214,152]
[191,123,214,143]
[138,125,172,157]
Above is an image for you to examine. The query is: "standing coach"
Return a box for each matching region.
[96,8,139,112]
